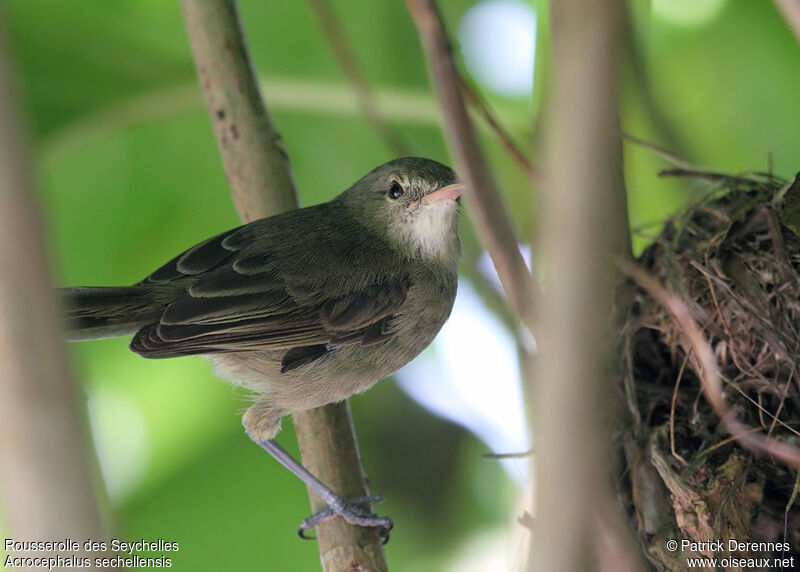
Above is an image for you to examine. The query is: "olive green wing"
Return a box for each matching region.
[130,212,408,364]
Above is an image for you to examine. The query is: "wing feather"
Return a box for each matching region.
[130,205,410,360]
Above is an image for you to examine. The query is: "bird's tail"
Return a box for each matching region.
[61,286,170,341]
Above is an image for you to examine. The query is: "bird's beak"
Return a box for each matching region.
[420,183,465,204]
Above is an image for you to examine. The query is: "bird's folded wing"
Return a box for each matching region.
[130,220,408,358]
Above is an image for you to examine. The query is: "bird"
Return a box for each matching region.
[61,157,463,540]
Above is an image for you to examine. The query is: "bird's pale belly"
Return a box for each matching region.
[211,268,457,441]
[211,318,440,415]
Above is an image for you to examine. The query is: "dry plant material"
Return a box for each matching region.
[620,170,800,567]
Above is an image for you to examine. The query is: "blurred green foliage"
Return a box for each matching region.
[3,0,800,569]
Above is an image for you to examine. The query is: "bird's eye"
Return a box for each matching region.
[388,180,404,199]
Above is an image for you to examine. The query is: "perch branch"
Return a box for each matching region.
[530,0,638,571]
[774,0,800,43]
[308,0,411,156]
[0,23,107,546]
[180,1,388,569]
[405,0,538,332]
[618,259,800,468]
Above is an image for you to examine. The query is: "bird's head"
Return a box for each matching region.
[339,157,463,262]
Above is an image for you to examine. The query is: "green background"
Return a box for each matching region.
[2,0,799,569]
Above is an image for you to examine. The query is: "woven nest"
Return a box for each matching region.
[621,170,800,567]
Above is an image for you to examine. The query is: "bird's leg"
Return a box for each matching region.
[256,439,393,542]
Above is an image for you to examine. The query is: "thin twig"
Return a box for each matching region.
[624,34,690,162]
[405,0,537,333]
[458,77,543,185]
[307,0,411,156]
[669,351,691,465]
[774,0,800,43]
[694,427,763,460]
[482,449,533,459]
[659,168,779,187]
[659,168,741,183]
[621,132,695,171]
[767,366,795,437]
[618,259,800,468]
[180,2,388,569]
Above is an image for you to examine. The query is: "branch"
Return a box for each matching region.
[458,77,542,184]
[621,132,696,171]
[405,0,537,332]
[530,1,638,571]
[309,0,541,179]
[0,20,107,546]
[308,0,411,156]
[180,1,388,569]
[774,0,800,43]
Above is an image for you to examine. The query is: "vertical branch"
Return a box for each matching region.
[405,0,537,331]
[0,20,107,545]
[293,403,390,570]
[529,0,635,571]
[180,1,388,569]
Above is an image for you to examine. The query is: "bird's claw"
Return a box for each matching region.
[297,494,393,544]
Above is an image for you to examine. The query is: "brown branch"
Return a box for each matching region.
[309,0,545,181]
[308,0,411,157]
[180,1,388,569]
[0,20,107,547]
[529,1,638,571]
[405,0,537,332]
[618,259,800,468]
[774,0,800,43]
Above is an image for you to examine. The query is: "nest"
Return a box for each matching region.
[621,170,800,567]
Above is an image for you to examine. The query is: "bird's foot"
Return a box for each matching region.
[297,494,393,544]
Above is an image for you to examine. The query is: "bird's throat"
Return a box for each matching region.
[388,202,459,262]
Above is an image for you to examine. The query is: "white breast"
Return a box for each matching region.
[388,201,458,260]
